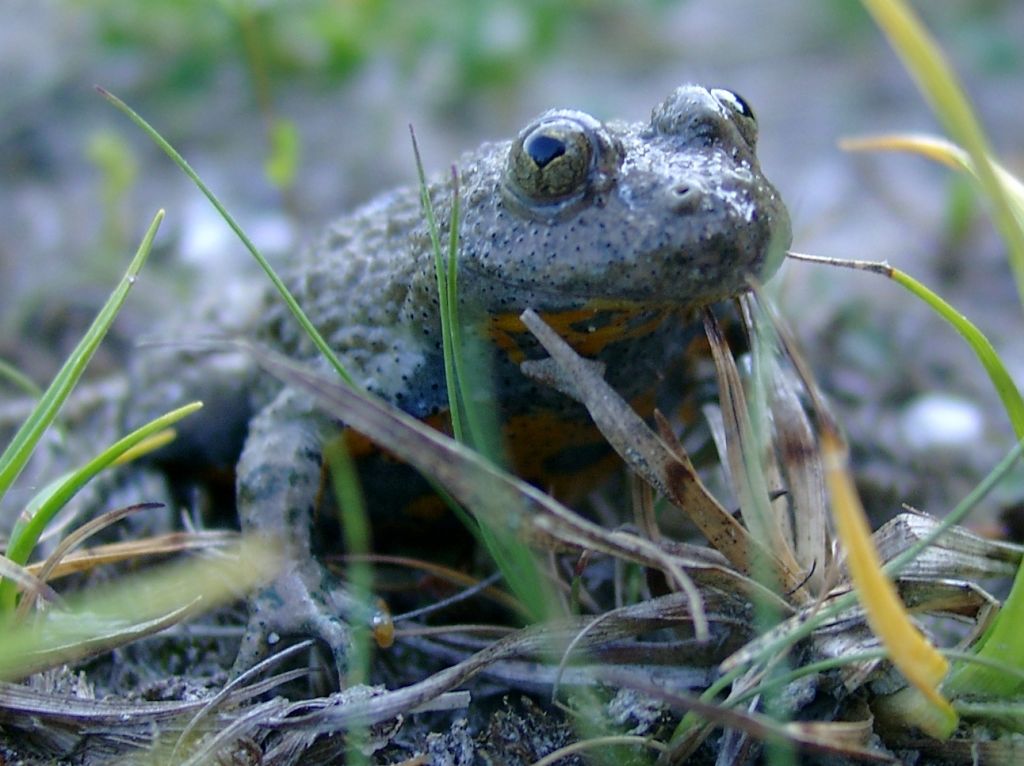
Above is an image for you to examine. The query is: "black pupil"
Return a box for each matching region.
[731,92,753,118]
[526,134,566,168]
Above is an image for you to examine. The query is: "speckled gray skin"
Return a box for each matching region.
[224,84,791,675]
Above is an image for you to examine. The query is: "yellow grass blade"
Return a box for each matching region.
[858,0,1024,308]
[841,133,1024,230]
[821,428,956,738]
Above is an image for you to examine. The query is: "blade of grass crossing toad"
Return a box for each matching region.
[444,169,503,459]
[323,438,373,688]
[410,126,462,439]
[821,427,956,738]
[109,89,546,622]
[0,211,162,507]
[323,438,374,765]
[411,130,551,623]
[97,88,355,388]
[859,0,1024,309]
[440,169,505,461]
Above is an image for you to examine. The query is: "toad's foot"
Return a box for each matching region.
[233,556,357,680]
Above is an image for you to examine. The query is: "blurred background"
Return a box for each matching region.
[2,0,1022,524]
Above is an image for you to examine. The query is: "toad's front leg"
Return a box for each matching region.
[233,386,356,679]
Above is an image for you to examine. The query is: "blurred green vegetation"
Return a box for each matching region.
[821,0,1021,73]
[85,127,140,269]
[67,0,1021,133]
[76,0,674,95]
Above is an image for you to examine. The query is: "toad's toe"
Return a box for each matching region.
[232,560,358,680]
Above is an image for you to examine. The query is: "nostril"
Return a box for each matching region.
[669,181,700,211]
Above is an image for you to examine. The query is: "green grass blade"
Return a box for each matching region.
[841,134,1024,233]
[411,132,551,623]
[324,439,381,766]
[859,0,1024,309]
[0,536,279,682]
[0,359,41,399]
[0,402,203,610]
[886,268,1024,439]
[841,3,1024,706]
[410,129,464,442]
[823,428,955,736]
[323,438,373,689]
[441,171,504,461]
[792,251,1024,708]
[98,88,355,388]
[668,436,1024,748]
[944,566,1024,699]
[0,210,163,506]
[789,253,1024,440]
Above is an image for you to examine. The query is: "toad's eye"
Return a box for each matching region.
[507,118,593,203]
[712,88,754,121]
[711,87,758,146]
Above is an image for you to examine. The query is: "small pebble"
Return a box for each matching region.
[900,393,984,452]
